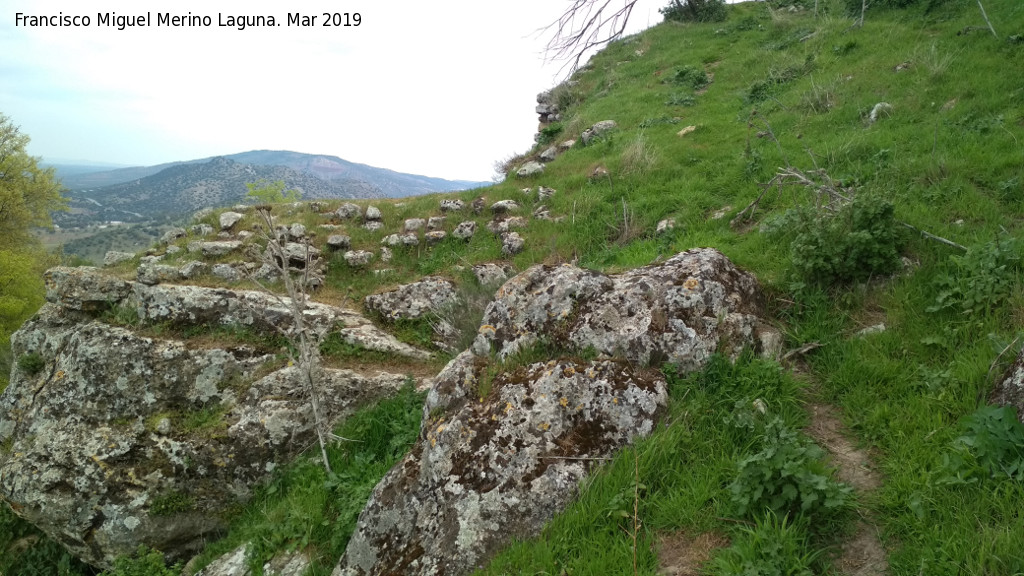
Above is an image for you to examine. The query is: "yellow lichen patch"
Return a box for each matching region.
[504,402,514,414]
[559,397,569,407]
[436,425,446,434]
[562,366,576,377]
[479,324,497,335]
[683,277,700,290]
[55,370,65,380]
[538,422,551,431]
[613,397,619,404]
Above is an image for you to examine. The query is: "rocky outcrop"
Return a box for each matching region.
[332,248,778,576]
[993,351,1024,423]
[363,277,459,322]
[0,267,429,569]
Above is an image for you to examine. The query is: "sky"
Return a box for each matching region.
[2,0,672,182]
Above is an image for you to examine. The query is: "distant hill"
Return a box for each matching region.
[55,157,384,227]
[55,150,488,198]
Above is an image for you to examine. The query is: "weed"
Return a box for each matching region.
[621,133,659,175]
[666,65,711,90]
[707,512,820,576]
[101,303,140,327]
[938,404,1024,485]
[660,0,728,23]
[16,352,44,376]
[180,404,229,436]
[928,235,1019,318]
[99,546,181,576]
[536,123,564,146]
[665,93,697,106]
[149,491,195,516]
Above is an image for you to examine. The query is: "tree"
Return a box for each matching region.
[0,114,66,249]
[545,0,726,72]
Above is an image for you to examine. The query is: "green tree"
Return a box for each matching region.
[246,179,301,204]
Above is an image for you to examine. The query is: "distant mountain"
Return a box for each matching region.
[56,157,384,227]
[55,150,488,198]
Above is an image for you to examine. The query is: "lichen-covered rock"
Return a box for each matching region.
[516,162,544,178]
[490,200,519,214]
[211,264,241,282]
[472,263,514,287]
[401,232,420,246]
[327,235,352,250]
[137,263,181,286]
[200,241,243,258]
[195,543,311,576]
[336,203,362,219]
[364,277,459,322]
[333,353,667,576]
[425,230,447,244]
[439,199,464,213]
[427,216,446,230]
[500,231,525,255]
[179,261,208,279]
[487,217,527,235]
[220,211,244,231]
[452,221,477,240]
[0,272,423,569]
[581,120,617,145]
[993,351,1024,423]
[344,250,374,267]
[362,221,384,232]
[103,251,135,267]
[365,206,382,221]
[160,227,187,244]
[191,224,215,236]
[473,248,780,370]
[404,218,426,232]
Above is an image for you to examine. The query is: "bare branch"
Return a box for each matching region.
[542,0,639,73]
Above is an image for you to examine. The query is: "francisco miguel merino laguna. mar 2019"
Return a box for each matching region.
[13,11,361,31]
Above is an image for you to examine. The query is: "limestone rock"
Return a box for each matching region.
[103,251,135,267]
[992,350,1024,423]
[517,162,544,178]
[179,261,208,279]
[336,203,363,219]
[362,221,384,232]
[220,212,244,231]
[538,186,556,200]
[501,231,525,255]
[160,227,187,245]
[200,241,243,258]
[487,217,528,235]
[471,197,485,215]
[195,543,311,576]
[44,267,131,311]
[581,120,617,145]
[364,277,459,322]
[490,200,519,214]
[427,216,446,230]
[452,221,477,240]
[137,263,181,286]
[404,218,426,232]
[539,146,558,162]
[380,247,393,263]
[211,264,241,283]
[333,354,667,576]
[439,199,465,213]
[288,223,307,240]
[425,230,447,244]
[365,206,382,221]
[166,245,182,255]
[344,250,374,267]
[472,263,514,287]
[473,248,780,370]
[191,224,215,237]
[327,235,352,250]
[656,218,676,235]
[401,232,420,246]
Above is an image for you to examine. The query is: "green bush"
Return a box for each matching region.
[536,123,564,146]
[99,546,180,576]
[666,65,710,90]
[928,236,1019,317]
[17,352,44,376]
[728,419,852,519]
[661,0,728,23]
[939,404,1024,485]
[768,194,904,285]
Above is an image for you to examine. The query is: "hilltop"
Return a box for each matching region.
[3,1,1024,575]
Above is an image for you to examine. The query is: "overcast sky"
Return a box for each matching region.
[2,0,673,182]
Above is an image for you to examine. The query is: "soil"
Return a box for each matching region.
[655,531,730,576]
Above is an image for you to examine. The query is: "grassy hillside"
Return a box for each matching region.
[4,0,1024,574]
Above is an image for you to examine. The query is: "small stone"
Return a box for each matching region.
[472,263,513,286]
[237,231,253,240]
[855,323,886,337]
[289,223,306,239]
[380,247,393,262]
[165,245,182,255]
[190,224,214,236]
[200,241,243,257]
[491,200,519,214]
[677,125,697,137]
[336,203,362,219]
[160,227,186,244]
[538,187,556,200]
[137,264,180,286]
[365,206,382,221]
[326,235,351,250]
[539,147,558,162]
[363,221,384,232]
[869,102,893,124]
[710,206,732,220]
[211,264,241,283]
[471,197,485,214]
[103,251,135,267]
[439,199,465,212]
[179,261,207,279]
[501,232,525,255]
[427,216,446,230]
[343,250,374,267]
[400,232,420,246]
[219,211,244,231]
[517,162,544,177]
[155,418,171,435]
[452,221,477,240]
[656,218,676,235]
[382,234,403,247]
[425,230,447,244]
[581,120,617,145]
[559,139,576,150]
[404,218,426,232]
[487,217,528,235]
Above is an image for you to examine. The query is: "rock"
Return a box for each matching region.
[677,125,697,137]
[538,186,556,200]
[211,264,241,283]
[501,231,525,255]
[656,218,676,235]
[452,221,478,240]
[268,243,322,270]
[195,543,311,576]
[362,221,384,232]
[220,211,244,231]
[404,218,426,232]
[191,224,215,236]
[344,250,374,267]
[326,235,351,250]
[380,247,393,263]
[710,206,732,220]
[993,350,1024,424]
[43,267,131,311]
[194,208,214,220]
[539,146,558,162]
[103,251,135,267]
[364,277,459,322]
[472,263,514,287]
[200,241,243,258]
[473,248,780,369]
[0,298,413,568]
[471,197,485,214]
[333,354,667,576]
[166,245,182,255]
[425,230,447,244]
[336,203,363,219]
[559,139,576,150]
[427,216,446,230]
[487,217,527,235]
[179,261,207,279]
[581,120,617,145]
[440,199,465,213]
[869,102,893,125]
[517,162,544,177]
[365,206,382,221]
[137,263,181,286]
[491,200,519,214]
[381,234,403,247]
[288,223,306,240]
[855,323,886,337]
[401,233,420,246]
[160,227,187,244]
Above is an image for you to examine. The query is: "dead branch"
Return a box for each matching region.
[976,0,998,38]
[543,0,639,73]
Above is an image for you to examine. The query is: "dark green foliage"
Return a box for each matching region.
[939,404,1024,484]
[666,65,710,90]
[98,547,180,576]
[536,123,564,146]
[928,236,1019,317]
[17,352,44,376]
[729,419,852,519]
[707,513,820,576]
[767,194,904,285]
[1,503,94,576]
[665,92,697,106]
[660,0,728,23]
[149,491,195,517]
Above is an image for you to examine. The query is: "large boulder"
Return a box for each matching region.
[364,277,459,322]
[332,248,778,576]
[0,267,430,569]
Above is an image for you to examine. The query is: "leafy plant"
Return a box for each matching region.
[665,93,697,106]
[149,491,195,516]
[246,179,301,204]
[707,512,819,576]
[17,351,44,376]
[99,546,181,576]
[928,236,1019,317]
[728,418,851,519]
[939,404,1024,485]
[666,65,710,90]
[660,0,728,23]
[536,122,564,146]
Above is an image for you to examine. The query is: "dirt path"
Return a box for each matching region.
[806,403,889,576]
